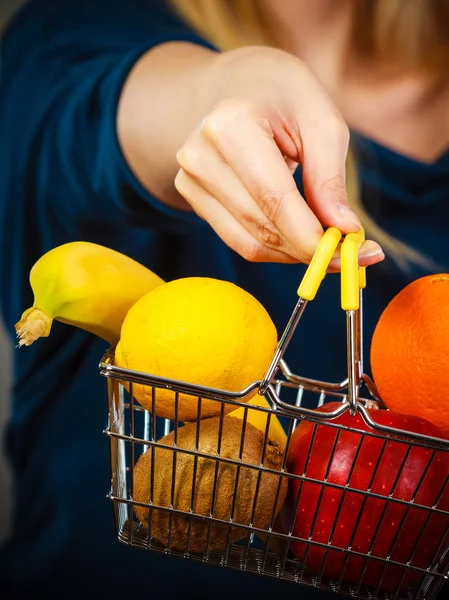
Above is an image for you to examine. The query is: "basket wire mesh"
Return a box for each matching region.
[99,228,449,599]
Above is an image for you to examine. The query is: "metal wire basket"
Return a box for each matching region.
[99,228,449,600]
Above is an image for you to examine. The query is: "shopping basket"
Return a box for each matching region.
[99,227,449,600]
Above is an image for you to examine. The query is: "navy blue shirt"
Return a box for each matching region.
[1,0,448,598]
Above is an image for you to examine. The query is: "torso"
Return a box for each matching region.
[330,70,449,165]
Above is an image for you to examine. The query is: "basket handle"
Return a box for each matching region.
[341,229,366,311]
[260,226,364,392]
[297,226,366,305]
[297,227,342,300]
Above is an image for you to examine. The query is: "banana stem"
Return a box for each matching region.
[15,307,53,347]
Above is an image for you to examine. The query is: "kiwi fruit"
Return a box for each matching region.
[132,415,288,553]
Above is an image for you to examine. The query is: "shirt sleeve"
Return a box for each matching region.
[1,0,215,235]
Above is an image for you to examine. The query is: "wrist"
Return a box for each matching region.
[204,45,310,109]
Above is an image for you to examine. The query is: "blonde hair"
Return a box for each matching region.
[168,0,448,270]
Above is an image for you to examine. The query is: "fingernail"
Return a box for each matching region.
[338,203,362,230]
[359,240,385,264]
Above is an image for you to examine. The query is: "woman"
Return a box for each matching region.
[0,0,448,597]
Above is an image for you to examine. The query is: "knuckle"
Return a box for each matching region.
[240,210,257,229]
[175,146,186,166]
[331,117,350,144]
[201,102,255,141]
[175,145,201,175]
[174,169,188,194]
[256,220,283,250]
[257,187,286,223]
[240,241,267,263]
[201,110,229,141]
[320,174,347,202]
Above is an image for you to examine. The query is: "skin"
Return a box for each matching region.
[117,0,449,268]
[264,0,449,163]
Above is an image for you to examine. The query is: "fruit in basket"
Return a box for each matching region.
[370,274,449,437]
[115,277,277,421]
[229,396,287,451]
[15,241,164,346]
[284,401,449,591]
[133,415,288,553]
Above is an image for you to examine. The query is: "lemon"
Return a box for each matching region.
[115,277,277,421]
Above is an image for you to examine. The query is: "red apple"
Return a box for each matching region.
[285,402,449,592]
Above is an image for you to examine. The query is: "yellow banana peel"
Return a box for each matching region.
[15,241,164,346]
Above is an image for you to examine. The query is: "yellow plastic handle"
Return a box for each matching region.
[297,227,342,300]
[358,265,367,290]
[341,229,365,310]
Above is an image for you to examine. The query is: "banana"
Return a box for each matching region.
[15,241,164,347]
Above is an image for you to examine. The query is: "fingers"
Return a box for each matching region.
[174,169,297,264]
[175,91,383,268]
[199,105,325,261]
[284,67,363,234]
[328,240,385,271]
[177,131,302,260]
[300,117,362,234]
[358,241,385,266]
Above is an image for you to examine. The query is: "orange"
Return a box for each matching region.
[370,274,449,438]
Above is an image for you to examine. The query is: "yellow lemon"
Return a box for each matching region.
[115,277,278,421]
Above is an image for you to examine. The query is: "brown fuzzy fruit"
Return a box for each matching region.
[133,415,288,553]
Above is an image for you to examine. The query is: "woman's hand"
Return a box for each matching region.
[174,46,383,267]
[118,42,383,267]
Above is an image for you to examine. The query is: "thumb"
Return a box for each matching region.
[301,123,362,233]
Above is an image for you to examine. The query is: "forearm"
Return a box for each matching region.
[117,41,218,211]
